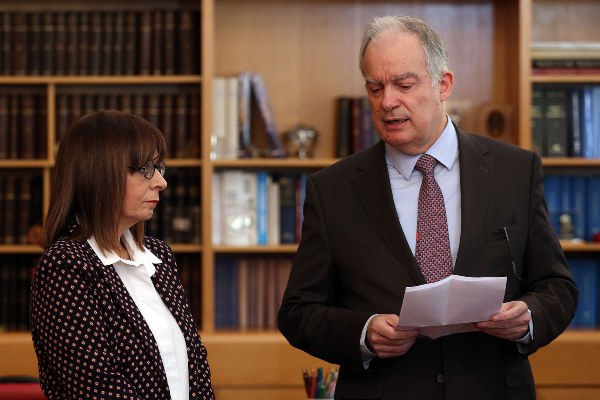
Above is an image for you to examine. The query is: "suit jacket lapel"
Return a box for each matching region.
[151,263,196,340]
[83,244,163,365]
[351,142,424,284]
[453,130,494,275]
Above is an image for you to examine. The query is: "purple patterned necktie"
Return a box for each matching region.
[414,154,453,283]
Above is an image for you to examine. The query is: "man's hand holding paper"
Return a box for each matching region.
[397,275,508,339]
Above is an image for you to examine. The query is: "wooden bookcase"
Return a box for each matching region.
[0,0,598,399]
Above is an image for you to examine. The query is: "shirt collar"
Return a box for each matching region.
[87,230,162,277]
[385,114,459,180]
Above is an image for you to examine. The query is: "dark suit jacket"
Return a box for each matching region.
[278,128,578,400]
[31,233,215,399]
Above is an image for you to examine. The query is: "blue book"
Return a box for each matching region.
[567,258,581,329]
[297,174,308,238]
[256,171,269,245]
[543,175,562,235]
[593,86,600,158]
[215,256,239,329]
[228,257,239,329]
[214,257,225,328]
[587,177,600,242]
[569,87,582,157]
[580,86,594,158]
[573,257,598,328]
[570,176,587,241]
[278,174,297,244]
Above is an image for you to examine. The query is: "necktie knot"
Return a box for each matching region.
[415,154,437,175]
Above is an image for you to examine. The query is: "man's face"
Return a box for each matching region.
[362,31,453,155]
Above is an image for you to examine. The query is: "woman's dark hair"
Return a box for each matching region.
[42,110,167,253]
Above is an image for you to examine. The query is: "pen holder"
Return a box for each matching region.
[302,367,338,400]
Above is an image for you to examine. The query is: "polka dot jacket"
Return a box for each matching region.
[30,233,215,400]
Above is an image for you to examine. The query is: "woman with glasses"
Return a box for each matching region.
[30,110,215,400]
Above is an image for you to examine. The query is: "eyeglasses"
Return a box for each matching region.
[128,160,166,179]
[502,227,524,282]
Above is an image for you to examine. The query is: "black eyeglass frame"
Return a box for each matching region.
[128,160,166,180]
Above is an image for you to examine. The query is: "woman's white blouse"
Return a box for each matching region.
[88,232,189,400]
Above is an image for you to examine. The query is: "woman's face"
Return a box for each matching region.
[119,160,167,234]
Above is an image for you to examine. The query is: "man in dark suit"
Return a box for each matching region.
[278,16,578,400]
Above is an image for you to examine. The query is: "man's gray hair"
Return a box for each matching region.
[359,16,449,86]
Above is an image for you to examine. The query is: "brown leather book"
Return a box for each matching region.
[11,12,28,75]
[151,10,164,75]
[138,11,152,75]
[27,12,42,75]
[19,95,35,159]
[0,95,8,158]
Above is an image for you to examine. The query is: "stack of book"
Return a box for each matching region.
[0,90,47,159]
[531,85,600,158]
[0,9,200,76]
[531,41,600,75]
[543,174,600,243]
[176,254,203,327]
[212,170,307,246]
[146,168,202,245]
[567,255,599,329]
[0,255,37,332]
[212,72,286,160]
[55,89,201,158]
[335,96,379,158]
[0,172,43,245]
[214,255,292,331]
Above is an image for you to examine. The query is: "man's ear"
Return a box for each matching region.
[439,70,454,102]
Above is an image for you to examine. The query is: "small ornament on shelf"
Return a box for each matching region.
[283,125,319,159]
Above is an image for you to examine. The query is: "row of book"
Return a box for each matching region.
[56,90,202,159]
[0,9,200,76]
[214,255,292,330]
[146,169,202,245]
[175,254,203,327]
[531,41,600,76]
[0,253,203,332]
[212,73,286,160]
[0,168,201,246]
[567,256,600,329]
[544,174,600,243]
[531,85,600,158]
[0,256,37,332]
[0,172,43,245]
[212,170,307,246]
[335,96,379,158]
[0,89,202,160]
[0,92,48,159]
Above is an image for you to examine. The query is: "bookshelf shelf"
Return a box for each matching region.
[531,74,600,84]
[170,243,203,253]
[0,160,52,168]
[560,241,600,252]
[0,245,43,254]
[212,158,338,169]
[213,244,298,254]
[166,159,204,168]
[542,158,600,167]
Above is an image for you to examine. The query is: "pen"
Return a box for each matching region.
[302,368,311,397]
[302,367,339,399]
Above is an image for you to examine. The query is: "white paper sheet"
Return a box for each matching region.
[397,275,507,339]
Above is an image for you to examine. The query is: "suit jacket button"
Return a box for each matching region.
[436,374,445,384]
